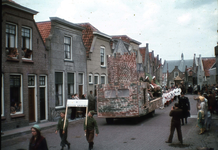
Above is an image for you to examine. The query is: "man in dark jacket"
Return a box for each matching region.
[178,92,190,125]
[166,103,183,144]
[84,110,99,150]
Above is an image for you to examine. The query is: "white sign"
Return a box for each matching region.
[67,99,88,107]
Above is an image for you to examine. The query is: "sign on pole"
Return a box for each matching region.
[63,99,89,132]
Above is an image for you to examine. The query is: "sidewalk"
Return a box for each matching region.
[1,117,84,141]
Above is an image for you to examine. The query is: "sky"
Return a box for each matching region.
[14,0,217,62]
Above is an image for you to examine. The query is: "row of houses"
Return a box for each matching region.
[162,53,216,90]
[1,0,163,130]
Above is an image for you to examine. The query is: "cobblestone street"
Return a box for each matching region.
[1,94,218,150]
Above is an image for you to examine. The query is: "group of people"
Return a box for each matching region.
[143,75,162,99]
[166,82,217,144]
[194,91,215,134]
[70,91,97,120]
[10,101,21,114]
[29,110,99,150]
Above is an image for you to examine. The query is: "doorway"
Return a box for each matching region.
[28,88,35,122]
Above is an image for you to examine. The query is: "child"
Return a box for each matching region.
[55,112,70,150]
[84,110,99,150]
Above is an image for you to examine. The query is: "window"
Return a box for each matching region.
[28,76,35,86]
[174,71,179,78]
[78,73,83,85]
[6,23,18,59]
[89,74,93,84]
[100,47,105,66]
[55,72,63,107]
[64,36,71,59]
[10,75,23,114]
[1,74,4,116]
[6,23,16,49]
[22,27,32,59]
[101,75,106,84]
[94,74,99,84]
[68,73,75,99]
[39,76,45,86]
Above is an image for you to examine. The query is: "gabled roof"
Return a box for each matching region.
[162,59,193,73]
[112,39,130,55]
[2,0,38,15]
[202,57,216,76]
[111,35,141,45]
[36,21,51,43]
[77,23,111,57]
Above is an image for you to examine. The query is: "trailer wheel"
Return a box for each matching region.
[150,110,155,117]
[106,118,114,124]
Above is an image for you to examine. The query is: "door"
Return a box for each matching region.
[79,85,83,99]
[40,87,46,120]
[28,88,35,122]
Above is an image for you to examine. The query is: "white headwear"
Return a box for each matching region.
[145,76,148,79]
[152,76,155,79]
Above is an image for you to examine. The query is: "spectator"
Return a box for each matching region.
[29,124,48,150]
[178,92,190,125]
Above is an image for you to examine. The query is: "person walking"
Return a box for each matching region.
[178,92,190,125]
[29,124,48,150]
[55,112,70,150]
[84,110,99,150]
[165,103,183,144]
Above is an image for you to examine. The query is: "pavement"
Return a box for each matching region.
[1,117,84,141]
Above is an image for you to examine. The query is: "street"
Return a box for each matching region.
[1,94,218,150]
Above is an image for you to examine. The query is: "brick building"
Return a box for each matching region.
[37,17,87,121]
[2,0,49,130]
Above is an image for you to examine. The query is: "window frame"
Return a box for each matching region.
[67,73,75,99]
[64,36,72,60]
[100,74,106,84]
[55,72,65,108]
[10,74,23,115]
[100,46,106,67]
[78,72,84,95]
[6,22,18,49]
[94,74,99,85]
[89,74,93,84]
[21,26,32,60]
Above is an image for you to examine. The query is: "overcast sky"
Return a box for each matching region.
[15,0,217,62]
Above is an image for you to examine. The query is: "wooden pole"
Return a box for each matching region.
[85,106,88,136]
[63,103,68,130]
